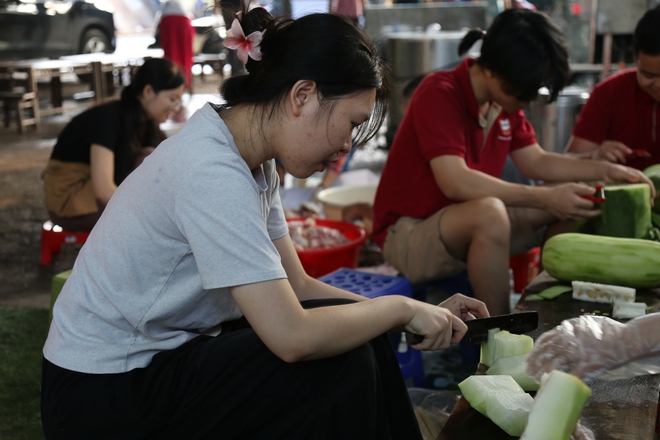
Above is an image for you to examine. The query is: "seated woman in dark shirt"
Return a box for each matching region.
[41,58,186,231]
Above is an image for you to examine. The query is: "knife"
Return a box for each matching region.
[405,311,539,346]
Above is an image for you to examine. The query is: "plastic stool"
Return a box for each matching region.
[509,247,541,293]
[319,268,426,387]
[50,269,71,322]
[40,221,90,266]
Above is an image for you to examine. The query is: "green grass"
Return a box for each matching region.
[0,307,49,440]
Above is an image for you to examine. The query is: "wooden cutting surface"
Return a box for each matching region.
[438,271,660,440]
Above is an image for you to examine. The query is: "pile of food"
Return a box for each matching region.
[458,328,592,439]
[287,218,349,251]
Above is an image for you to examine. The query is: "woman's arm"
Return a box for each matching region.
[90,144,117,206]
[274,234,367,303]
[227,235,488,362]
[229,276,464,362]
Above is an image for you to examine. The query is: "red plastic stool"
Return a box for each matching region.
[40,221,90,266]
[509,247,541,293]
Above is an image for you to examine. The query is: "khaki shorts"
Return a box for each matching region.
[42,159,99,218]
[383,206,544,284]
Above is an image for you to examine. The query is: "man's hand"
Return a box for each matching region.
[540,183,602,221]
[602,163,656,200]
[591,140,632,163]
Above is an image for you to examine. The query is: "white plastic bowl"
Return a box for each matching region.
[316,184,377,233]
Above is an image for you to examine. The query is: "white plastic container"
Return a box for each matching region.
[316,184,377,233]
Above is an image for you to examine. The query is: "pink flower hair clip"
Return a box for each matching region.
[223,16,264,65]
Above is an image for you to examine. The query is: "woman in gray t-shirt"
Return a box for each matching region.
[41,7,488,439]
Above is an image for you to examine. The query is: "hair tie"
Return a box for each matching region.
[223,16,264,65]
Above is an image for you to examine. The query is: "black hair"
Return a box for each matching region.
[220,8,391,148]
[458,9,569,103]
[114,58,185,182]
[634,5,660,57]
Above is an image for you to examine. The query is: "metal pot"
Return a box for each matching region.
[385,30,468,146]
[525,86,591,154]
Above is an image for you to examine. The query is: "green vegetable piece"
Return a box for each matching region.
[493,330,534,364]
[524,294,543,301]
[486,354,540,391]
[643,164,660,215]
[537,285,573,300]
[521,370,592,440]
[458,375,532,437]
[479,327,500,367]
[593,183,652,239]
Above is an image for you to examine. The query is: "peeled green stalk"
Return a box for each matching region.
[479,327,500,367]
[486,354,540,391]
[458,375,533,437]
[520,370,592,440]
[493,330,534,364]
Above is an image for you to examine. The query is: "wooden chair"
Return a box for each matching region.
[0,66,40,134]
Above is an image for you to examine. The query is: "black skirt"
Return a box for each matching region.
[41,298,423,440]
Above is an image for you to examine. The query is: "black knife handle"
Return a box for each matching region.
[405,331,424,345]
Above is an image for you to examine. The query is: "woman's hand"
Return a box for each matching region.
[404,303,468,350]
[404,294,489,350]
[438,293,489,321]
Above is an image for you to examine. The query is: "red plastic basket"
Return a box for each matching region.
[287,218,368,278]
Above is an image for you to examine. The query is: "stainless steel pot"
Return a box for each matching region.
[385,30,467,146]
[525,86,591,154]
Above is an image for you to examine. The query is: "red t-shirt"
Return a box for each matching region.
[572,69,660,171]
[372,58,536,248]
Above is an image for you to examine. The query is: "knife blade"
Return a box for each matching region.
[405,311,539,346]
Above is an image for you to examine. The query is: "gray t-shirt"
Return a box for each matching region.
[43,103,289,374]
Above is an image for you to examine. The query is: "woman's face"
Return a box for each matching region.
[281,89,376,179]
[489,77,531,113]
[142,84,186,123]
[636,52,660,102]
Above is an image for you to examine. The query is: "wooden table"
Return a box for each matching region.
[60,49,164,105]
[0,49,164,119]
[0,59,90,115]
[438,271,660,439]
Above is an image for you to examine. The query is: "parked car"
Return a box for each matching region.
[0,0,116,60]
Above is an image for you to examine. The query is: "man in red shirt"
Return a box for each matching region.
[565,6,660,170]
[373,9,654,316]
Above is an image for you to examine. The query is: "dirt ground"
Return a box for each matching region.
[0,109,81,310]
[0,75,224,310]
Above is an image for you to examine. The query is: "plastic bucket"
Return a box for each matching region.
[288,218,368,278]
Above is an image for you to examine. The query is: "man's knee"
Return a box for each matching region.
[472,197,510,237]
